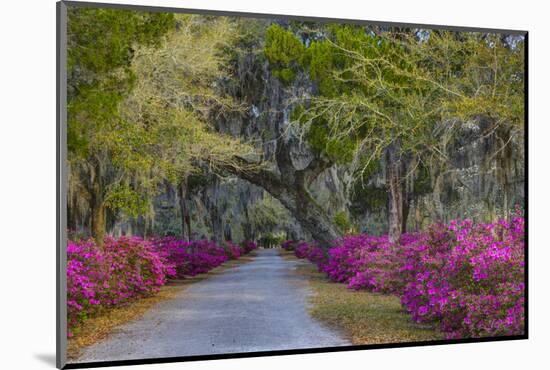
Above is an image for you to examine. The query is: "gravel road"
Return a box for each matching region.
[74,248,350,363]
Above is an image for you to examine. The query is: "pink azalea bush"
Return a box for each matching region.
[294,241,327,271]
[152,238,257,278]
[281,240,296,251]
[323,234,405,293]
[67,236,258,336]
[401,216,525,338]
[67,236,175,335]
[241,240,259,254]
[219,240,258,260]
[154,238,229,278]
[289,215,525,339]
[225,241,244,259]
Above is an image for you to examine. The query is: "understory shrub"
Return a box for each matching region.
[289,216,525,339]
[281,240,295,251]
[400,217,525,338]
[241,240,259,254]
[225,241,244,259]
[154,238,229,277]
[67,236,257,336]
[67,236,174,336]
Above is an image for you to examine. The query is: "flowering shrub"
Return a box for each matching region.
[224,240,257,259]
[67,236,174,335]
[153,238,259,277]
[225,241,244,259]
[294,241,315,259]
[68,236,257,336]
[401,217,525,338]
[323,234,404,293]
[241,240,259,254]
[281,240,296,251]
[287,241,327,271]
[291,216,525,339]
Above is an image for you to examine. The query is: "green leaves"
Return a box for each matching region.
[272,68,296,85]
[67,8,174,78]
[265,24,305,67]
[266,24,408,165]
[333,211,356,234]
[267,23,524,190]
[67,7,175,161]
[67,7,176,234]
[307,40,339,96]
[264,24,306,85]
[248,196,291,233]
[104,184,149,218]
[306,122,357,164]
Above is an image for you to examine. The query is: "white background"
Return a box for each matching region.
[0,0,547,369]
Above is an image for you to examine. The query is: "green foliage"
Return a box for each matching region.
[264,24,305,85]
[67,7,175,167]
[349,159,387,217]
[104,184,148,218]
[67,8,174,77]
[289,104,307,124]
[272,68,296,84]
[66,11,525,239]
[306,40,339,96]
[266,24,413,165]
[413,163,432,195]
[271,24,524,234]
[259,232,286,247]
[125,13,257,184]
[264,24,305,66]
[360,158,383,180]
[350,184,388,217]
[314,134,356,165]
[67,9,258,240]
[67,8,174,129]
[67,7,176,241]
[248,196,290,233]
[292,106,357,164]
[333,211,355,234]
[440,33,525,127]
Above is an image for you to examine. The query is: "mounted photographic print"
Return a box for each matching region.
[56,1,528,368]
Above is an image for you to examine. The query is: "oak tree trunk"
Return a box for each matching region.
[386,143,403,243]
[402,194,410,234]
[414,198,422,231]
[223,140,341,248]
[178,179,191,242]
[431,170,445,223]
[502,170,510,221]
[89,159,106,247]
[91,194,105,247]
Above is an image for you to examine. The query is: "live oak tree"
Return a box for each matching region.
[67,8,175,245]
[124,14,259,241]
[261,24,439,243]
[263,24,524,242]
[429,33,525,222]
[68,10,257,245]
[67,10,523,247]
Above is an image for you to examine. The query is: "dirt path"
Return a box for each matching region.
[74,248,350,363]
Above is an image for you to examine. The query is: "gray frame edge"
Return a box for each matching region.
[57,1,68,369]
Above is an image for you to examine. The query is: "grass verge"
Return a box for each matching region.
[67,252,257,360]
[279,249,443,345]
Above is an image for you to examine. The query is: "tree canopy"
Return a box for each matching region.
[67,8,524,247]
[264,23,524,241]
